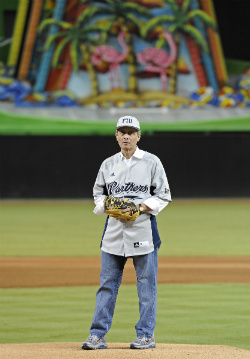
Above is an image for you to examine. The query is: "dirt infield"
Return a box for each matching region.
[0,256,249,288]
[1,342,250,359]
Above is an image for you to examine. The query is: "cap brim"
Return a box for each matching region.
[116,125,140,130]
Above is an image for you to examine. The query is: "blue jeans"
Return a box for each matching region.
[90,249,158,338]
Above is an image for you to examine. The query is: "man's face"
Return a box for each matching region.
[115,126,141,153]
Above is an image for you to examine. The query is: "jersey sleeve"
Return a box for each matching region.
[93,163,106,197]
[151,157,172,202]
[93,163,107,215]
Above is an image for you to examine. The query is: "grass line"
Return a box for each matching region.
[0,111,250,134]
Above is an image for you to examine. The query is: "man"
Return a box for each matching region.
[82,115,172,350]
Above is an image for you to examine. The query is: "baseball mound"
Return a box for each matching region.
[1,342,250,359]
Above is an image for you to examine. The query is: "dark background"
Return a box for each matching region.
[212,0,250,61]
[1,132,249,199]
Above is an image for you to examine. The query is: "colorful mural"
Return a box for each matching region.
[1,0,242,109]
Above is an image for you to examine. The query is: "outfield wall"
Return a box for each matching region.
[0,132,249,198]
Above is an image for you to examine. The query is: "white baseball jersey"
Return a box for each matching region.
[93,148,172,257]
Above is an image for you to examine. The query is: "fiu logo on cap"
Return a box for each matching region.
[122,117,133,124]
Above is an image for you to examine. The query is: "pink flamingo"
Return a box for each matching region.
[91,31,129,89]
[136,31,177,91]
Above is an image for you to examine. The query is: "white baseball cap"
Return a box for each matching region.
[116,115,140,131]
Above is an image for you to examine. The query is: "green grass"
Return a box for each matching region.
[160,199,250,256]
[0,111,250,135]
[0,200,250,257]
[1,284,249,350]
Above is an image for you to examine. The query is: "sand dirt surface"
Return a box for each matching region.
[0,256,250,288]
[0,342,250,359]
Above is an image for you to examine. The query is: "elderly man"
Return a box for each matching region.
[82,115,172,350]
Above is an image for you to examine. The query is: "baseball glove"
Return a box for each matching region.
[104,195,140,221]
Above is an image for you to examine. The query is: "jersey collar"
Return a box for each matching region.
[120,147,145,160]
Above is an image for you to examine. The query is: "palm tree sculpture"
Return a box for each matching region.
[34,0,67,93]
[142,0,217,94]
[94,0,152,93]
[38,6,107,96]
